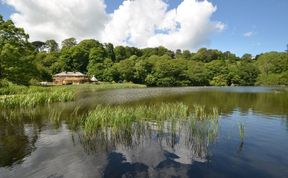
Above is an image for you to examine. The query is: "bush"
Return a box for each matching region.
[29,78,40,86]
[0,79,10,87]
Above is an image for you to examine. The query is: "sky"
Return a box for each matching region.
[0,0,288,56]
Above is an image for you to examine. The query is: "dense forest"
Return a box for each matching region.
[1,15,288,87]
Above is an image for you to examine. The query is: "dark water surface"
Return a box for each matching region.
[0,87,288,178]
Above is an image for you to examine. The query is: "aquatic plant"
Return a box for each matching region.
[0,83,146,108]
[0,89,75,108]
[80,103,220,158]
[83,103,189,133]
[192,105,219,120]
[238,122,245,142]
[82,103,221,148]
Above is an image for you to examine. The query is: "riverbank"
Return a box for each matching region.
[0,83,146,108]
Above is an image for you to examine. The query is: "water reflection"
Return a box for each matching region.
[0,87,288,178]
[0,119,39,167]
[79,87,288,116]
[79,116,219,178]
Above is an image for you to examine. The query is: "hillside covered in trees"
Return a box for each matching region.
[1,16,288,87]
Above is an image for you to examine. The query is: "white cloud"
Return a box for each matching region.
[101,0,168,47]
[243,31,254,37]
[3,0,108,41]
[3,0,224,51]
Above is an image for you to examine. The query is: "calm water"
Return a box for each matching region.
[0,87,288,178]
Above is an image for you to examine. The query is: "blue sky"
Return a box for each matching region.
[1,0,288,56]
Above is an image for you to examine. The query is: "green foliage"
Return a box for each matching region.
[1,16,287,87]
[256,52,288,85]
[0,79,10,87]
[31,41,45,52]
[186,61,209,86]
[113,57,136,82]
[61,38,77,49]
[45,40,59,52]
[0,16,39,85]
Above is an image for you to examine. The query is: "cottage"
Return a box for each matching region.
[53,72,89,85]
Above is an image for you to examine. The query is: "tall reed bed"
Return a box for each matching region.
[83,103,188,134]
[0,89,75,108]
[81,103,220,152]
[0,83,146,108]
[67,83,146,91]
[83,103,219,135]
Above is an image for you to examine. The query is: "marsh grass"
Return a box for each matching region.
[83,103,189,133]
[0,83,146,108]
[80,103,220,155]
[0,89,75,108]
[82,103,220,146]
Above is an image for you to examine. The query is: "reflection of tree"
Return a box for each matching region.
[0,120,39,167]
[130,89,288,116]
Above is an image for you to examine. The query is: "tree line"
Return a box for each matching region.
[1,16,288,86]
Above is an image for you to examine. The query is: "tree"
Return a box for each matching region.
[175,49,182,59]
[113,57,136,82]
[0,16,29,50]
[206,60,229,86]
[148,56,188,86]
[134,59,153,83]
[191,48,223,62]
[0,16,38,85]
[141,46,174,58]
[78,39,102,50]
[61,38,77,49]
[241,53,253,61]
[45,40,59,52]
[186,61,209,86]
[60,45,88,73]
[31,41,46,52]
[237,62,259,86]
[104,43,116,62]
[182,50,191,60]
[256,52,288,85]
[114,46,127,62]
[87,46,108,80]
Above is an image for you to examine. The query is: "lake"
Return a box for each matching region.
[0,87,288,178]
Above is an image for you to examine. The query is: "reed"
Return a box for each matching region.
[0,89,75,108]
[192,105,219,120]
[0,83,145,108]
[238,122,245,142]
[81,103,220,152]
[82,103,219,134]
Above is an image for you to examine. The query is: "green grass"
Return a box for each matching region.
[83,103,187,134]
[0,83,146,108]
[0,89,75,108]
[81,103,220,148]
[83,103,219,134]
